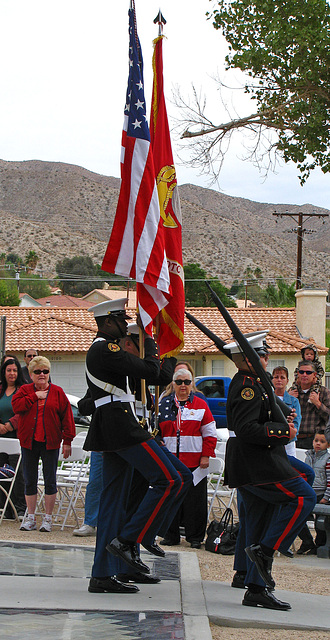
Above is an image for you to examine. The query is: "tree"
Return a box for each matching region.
[184,263,236,307]
[263,278,296,307]
[56,256,105,296]
[19,274,51,298]
[6,252,22,267]
[178,0,330,184]
[25,250,39,273]
[0,280,20,306]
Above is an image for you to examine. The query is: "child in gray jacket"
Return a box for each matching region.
[297,429,330,554]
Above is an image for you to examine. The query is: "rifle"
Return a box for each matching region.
[205,281,289,426]
[185,311,232,360]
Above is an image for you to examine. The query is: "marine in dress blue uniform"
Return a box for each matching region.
[84,299,191,594]
[224,332,316,610]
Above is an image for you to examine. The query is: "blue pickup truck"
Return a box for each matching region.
[195,376,231,436]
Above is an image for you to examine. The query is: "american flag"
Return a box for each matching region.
[102,2,171,331]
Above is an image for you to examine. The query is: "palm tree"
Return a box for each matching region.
[25,250,39,273]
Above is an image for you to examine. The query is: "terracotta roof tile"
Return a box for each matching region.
[183,307,328,356]
[0,306,327,356]
[36,295,92,308]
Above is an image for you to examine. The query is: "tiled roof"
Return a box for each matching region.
[1,306,327,355]
[183,307,328,356]
[2,307,97,352]
[36,295,92,308]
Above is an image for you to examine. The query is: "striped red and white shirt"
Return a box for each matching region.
[158,392,217,468]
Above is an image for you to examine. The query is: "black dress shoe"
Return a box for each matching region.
[117,572,161,584]
[160,538,180,546]
[242,588,291,611]
[245,544,275,590]
[88,576,139,593]
[231,572,246,589]
[297,541,316,555]
[106,538,150,574]
[142,542,165,557]
[281,549,294,558]
[190,541,201,549]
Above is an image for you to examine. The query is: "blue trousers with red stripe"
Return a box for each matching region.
[239,476,316,586]
[92,439,192,578]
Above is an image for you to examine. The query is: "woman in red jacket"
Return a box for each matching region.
[12,356,75,532]
[158,367,217,548]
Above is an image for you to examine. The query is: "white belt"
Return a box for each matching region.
[95,394,135,408]
[86,364,127,397]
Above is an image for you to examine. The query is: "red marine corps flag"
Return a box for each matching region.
[150,24,185,356]
[102,2,171,334]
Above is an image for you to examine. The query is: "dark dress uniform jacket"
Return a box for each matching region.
[225,370,298,488]
[84,334,160,452]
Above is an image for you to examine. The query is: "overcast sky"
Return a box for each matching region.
[0,0,329,210]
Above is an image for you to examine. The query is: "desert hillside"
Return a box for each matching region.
[0,159,328,288]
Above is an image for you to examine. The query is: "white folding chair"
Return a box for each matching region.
[53,447,90,530]
[207,456,225,520]
[207,455,237,521]
[0,437,22,525]
[36,447,90,530]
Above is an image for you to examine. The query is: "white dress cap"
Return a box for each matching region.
[223,330,269,355]
[88,297,131,319]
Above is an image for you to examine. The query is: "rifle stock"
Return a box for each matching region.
[205,281,288,426]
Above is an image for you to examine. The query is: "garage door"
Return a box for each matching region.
[50,361,87,398]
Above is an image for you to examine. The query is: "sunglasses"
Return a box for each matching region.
[298,369,314,375]
[32,369,50,375]
[26,354,37,359]
[174,379,192,385]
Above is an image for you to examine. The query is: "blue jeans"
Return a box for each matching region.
[84,451,103,527]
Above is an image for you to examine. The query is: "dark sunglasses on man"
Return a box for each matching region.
[298,369,314,375]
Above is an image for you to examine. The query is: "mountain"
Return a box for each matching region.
[0,159,328,288]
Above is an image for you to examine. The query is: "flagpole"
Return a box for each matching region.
[152,11,166,432]
[153,9,166,36]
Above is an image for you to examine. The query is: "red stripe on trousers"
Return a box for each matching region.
[136,442,181,543]
[273,483,304,550]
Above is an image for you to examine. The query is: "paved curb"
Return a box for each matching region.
[203,580,330,631]
[179,552,212,640]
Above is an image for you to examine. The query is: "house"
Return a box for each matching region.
[19,293,42,308]
[82,287,137,308]
[36,294,91,309]
[0,289,327,397]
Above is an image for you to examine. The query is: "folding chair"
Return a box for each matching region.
[207,456,225,521]
[207,456,237,521]
[35,446,90,530]
[0,437,22,525]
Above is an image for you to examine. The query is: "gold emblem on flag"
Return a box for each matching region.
[157,165,178,228]
[108,343,120,352]
[241,388,254,400]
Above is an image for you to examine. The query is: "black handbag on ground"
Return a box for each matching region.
[205,508,239,555]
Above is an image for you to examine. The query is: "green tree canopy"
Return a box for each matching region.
[0,280,20,306]
[56,256,105,296]
[184,263,236,307]
[262,278,296,307]
[25,250,39,272]
[179,0,330,184]
[19,274,51,299]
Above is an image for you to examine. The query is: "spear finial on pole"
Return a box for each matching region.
[153,9,166,36]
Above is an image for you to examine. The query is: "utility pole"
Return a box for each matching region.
[273,211,329,289]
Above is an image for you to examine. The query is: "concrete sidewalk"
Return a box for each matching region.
[0,541,329,639]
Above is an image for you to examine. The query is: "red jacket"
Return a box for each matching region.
[12,383,76,450]
[158,392,217,468]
